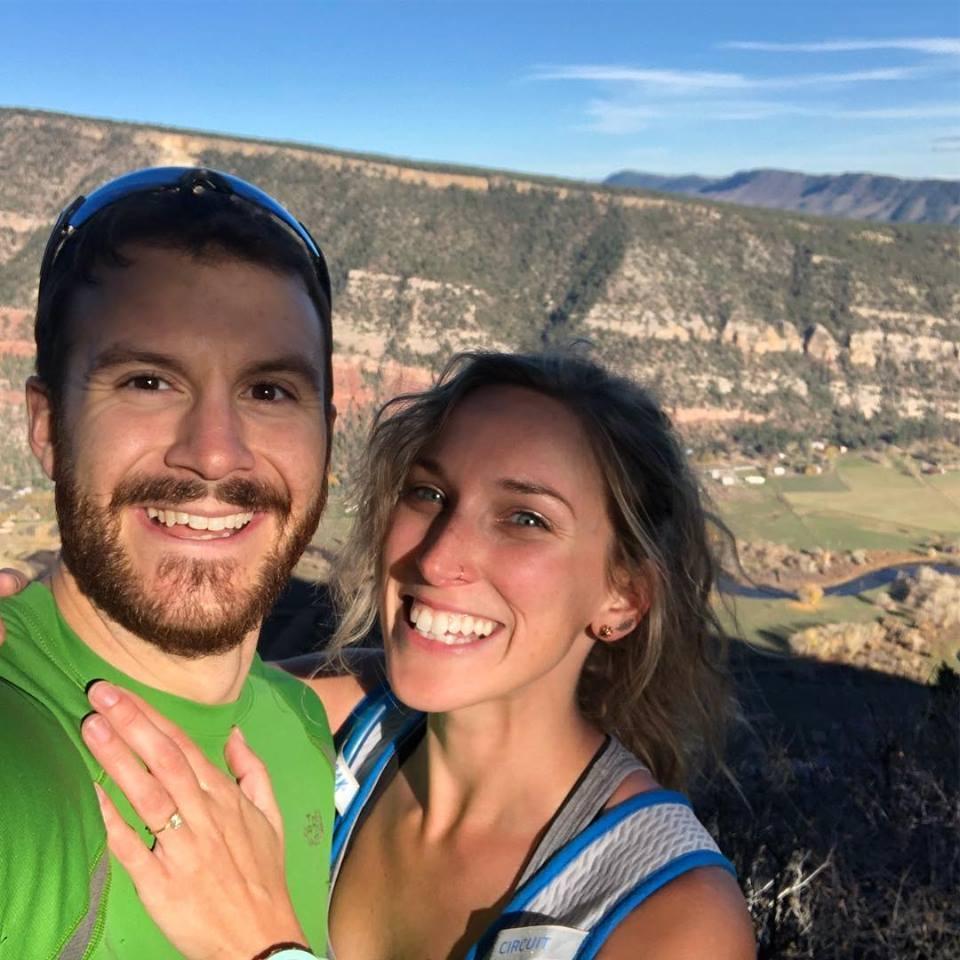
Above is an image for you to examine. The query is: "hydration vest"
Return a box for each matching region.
[331,683,735,960]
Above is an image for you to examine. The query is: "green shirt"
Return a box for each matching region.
[0,583,334,959]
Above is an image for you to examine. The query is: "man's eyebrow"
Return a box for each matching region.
[86,348,324,393]
[87,347,190,379]
[240,356,324,392]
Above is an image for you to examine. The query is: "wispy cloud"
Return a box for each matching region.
[722,38,960,55]
[534,64,922,92]
[836,104,960,119]
[579,99,960,133]
[932,134,960,152]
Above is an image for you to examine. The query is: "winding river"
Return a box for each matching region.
[717,562,960,601]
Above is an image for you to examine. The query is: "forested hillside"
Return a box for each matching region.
[2,107,958,458]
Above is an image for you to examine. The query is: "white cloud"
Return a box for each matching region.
[581,98,960,132]
[533,66,747,91]
[932,135,960,152]
[723,38,960,55]
[834,104,960,119]
[533,64,922,93]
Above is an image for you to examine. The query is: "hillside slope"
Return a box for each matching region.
[1,108,958,455]
[605,168,960,226]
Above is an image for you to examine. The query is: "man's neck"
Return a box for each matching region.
[48,563,258,705]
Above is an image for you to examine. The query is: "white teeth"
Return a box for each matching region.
[414,605,433,634]
[146,507,254,533]
[407,600,497,644]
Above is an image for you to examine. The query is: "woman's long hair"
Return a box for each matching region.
[330,350,734,789]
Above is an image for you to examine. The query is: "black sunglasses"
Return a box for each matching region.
[39,166,332,309]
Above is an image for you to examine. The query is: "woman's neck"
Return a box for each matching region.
[400,689,606,841]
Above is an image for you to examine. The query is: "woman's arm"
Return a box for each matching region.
[80,681,320,960]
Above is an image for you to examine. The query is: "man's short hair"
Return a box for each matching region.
[35,179,333,410]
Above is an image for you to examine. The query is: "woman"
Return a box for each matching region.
[78,351,755,959]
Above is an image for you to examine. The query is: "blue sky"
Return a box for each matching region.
[1,0,958,181]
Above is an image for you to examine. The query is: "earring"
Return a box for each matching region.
[597,625,614,639]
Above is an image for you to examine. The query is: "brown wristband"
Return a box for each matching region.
[249,943,314,960]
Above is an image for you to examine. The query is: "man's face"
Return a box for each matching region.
[31,245,332,656]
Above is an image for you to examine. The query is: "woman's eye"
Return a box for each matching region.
[407,485,445,506]
[507,510,549,530]
[123,375,170,391]
[249,383,293,402]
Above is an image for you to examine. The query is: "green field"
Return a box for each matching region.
[717,589,887,650]
[718,454,960,552]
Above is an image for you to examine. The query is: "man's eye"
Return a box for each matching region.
[507,510,549,530]
[123,375,170,391]
[249,383,293,402]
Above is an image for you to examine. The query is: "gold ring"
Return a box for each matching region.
[153,810,185,835]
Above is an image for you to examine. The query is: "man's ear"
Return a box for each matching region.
[26,377,56,480]
[593,566,651,643]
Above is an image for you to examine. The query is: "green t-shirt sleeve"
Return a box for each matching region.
[0,679,108,959]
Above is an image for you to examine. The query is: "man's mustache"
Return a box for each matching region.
[109,475,291,517]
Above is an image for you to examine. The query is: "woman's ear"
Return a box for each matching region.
[593,566,651,643]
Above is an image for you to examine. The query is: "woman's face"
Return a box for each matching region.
[379,384,634,714]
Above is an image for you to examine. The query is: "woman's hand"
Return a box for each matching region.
[0,568,30,646]
[80,681,311,960]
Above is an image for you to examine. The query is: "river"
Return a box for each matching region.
[717,562,960,601]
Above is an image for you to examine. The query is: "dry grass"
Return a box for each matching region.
[695,665,959,959]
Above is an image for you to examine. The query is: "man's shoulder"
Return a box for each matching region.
[0,678,108,956]
[0,580,57,635]
[0,677,92,801]
[0,581,61,674]
[0,677,102,845]
[0,582,83,717]
[248,656,335,765]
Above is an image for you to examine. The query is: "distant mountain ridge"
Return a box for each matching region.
[604,169,960,226]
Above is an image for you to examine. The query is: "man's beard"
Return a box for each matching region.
[54,456,325,659]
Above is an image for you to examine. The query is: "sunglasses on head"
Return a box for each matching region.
[38,166,332,308]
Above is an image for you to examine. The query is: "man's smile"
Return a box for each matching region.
[140,506,261,542]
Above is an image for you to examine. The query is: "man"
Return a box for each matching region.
[0,168,337,958]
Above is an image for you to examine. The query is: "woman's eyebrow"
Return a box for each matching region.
[498,478,574,514]
[413,456,444,476]
[412,460,575,515]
